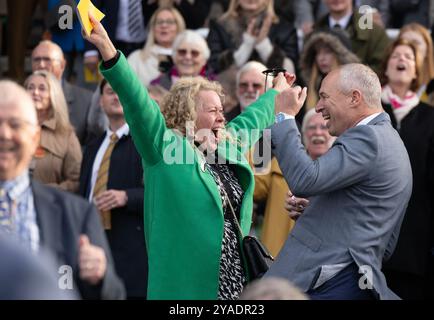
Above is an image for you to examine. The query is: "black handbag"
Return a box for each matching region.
[242,235,274,280]
[223,189,274,281]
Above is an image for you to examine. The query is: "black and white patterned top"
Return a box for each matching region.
[206,159,246,300]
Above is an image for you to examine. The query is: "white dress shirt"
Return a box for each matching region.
[88,124,130,200]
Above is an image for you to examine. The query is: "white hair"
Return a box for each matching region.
[0,80,38,125]
[172,30,210,60]
[301,108,317,142]
[236,61,272,88]
[337,63,382,108]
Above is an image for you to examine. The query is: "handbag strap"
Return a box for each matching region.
[221,188,244,238]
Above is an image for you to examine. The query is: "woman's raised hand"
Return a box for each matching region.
[82,13,117,61]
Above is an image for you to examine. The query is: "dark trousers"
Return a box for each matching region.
[307,263,376,300]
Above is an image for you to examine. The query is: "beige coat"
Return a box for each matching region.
[32,118,82,193]
[254,157,295,257]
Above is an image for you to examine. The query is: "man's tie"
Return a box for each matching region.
[0,188,12,232]
[333,23,342,30]
[128,0,145,40]
[93,133,119,230]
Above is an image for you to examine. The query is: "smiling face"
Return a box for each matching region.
[195,90,226,152]
[153,9,179,48]
[174,42,206,77]
[304,112,333,159]
[237,68,266,111]
[25,75,51,122]
[0,86,40,181]
[315,70,354,137]
[385,44,416,88]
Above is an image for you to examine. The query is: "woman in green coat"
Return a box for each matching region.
[84,14,296,300]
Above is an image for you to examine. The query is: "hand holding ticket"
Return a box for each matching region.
[77,0,105,37]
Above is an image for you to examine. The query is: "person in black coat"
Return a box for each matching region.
[79,79,147,299]
[0,80,125,300]
[379,39,434,300]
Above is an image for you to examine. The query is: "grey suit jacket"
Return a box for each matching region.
[63,81,92,146]
[267,113,412,300]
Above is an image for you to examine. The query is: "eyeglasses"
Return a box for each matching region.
[306,124,328,131]
[0,118,37,132]
[177,48,201,58]
[155,19,177,26]
[239,82,263,91]
[31,56,60,65]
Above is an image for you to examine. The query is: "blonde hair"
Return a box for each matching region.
[161,76,224,135]
[139,6,186,61]
[222,0,279,23]
[24,70,73,133]
[399,23,434,86]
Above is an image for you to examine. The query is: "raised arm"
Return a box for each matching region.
[83,14,172,166]
[227,73,298,153]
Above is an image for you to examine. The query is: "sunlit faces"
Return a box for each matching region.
[315,46,338,75]
[238,0,267,13]
[400,30,427,60]
[25,75,51,113]
[315,70,353,137]
[173,43,207,77]
[385,45,417,87]
[0,101,40,181]
[194,90,225,152]
[100,82,124,118]
[154,9,179,48]
[31,43,65,80]
[304,113,333,160]
[237,69,265,111]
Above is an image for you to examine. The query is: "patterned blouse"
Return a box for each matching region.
[206,159,246,300]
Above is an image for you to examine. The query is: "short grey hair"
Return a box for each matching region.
[0,80,37,125]
[236,61,271,88]
[301,108,317,143]
[337,63,382,108]
[172,30,210,60]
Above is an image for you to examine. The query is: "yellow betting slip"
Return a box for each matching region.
[76,0,105,36]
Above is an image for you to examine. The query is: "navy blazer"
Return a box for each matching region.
[79,132,147,298]
[33,180,125,299]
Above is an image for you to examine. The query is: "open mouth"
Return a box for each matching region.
[323,114,330,120]
[396,64,407,71]
[310,136,326,145]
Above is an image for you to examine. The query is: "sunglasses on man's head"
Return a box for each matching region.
[177,49,201,58]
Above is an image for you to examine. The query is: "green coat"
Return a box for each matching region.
[101,53,277,299]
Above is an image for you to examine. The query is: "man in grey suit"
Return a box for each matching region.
[268,63,412,300]
[31,41,96,146]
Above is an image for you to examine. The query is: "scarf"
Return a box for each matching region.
[381,85,419,127]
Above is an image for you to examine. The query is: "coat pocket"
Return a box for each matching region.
[290,224,322,252]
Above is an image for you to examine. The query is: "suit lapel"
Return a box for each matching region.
[32,181,63,254]
[81,134,106,198]
[193,146,223,212]
[62,81,74,105]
